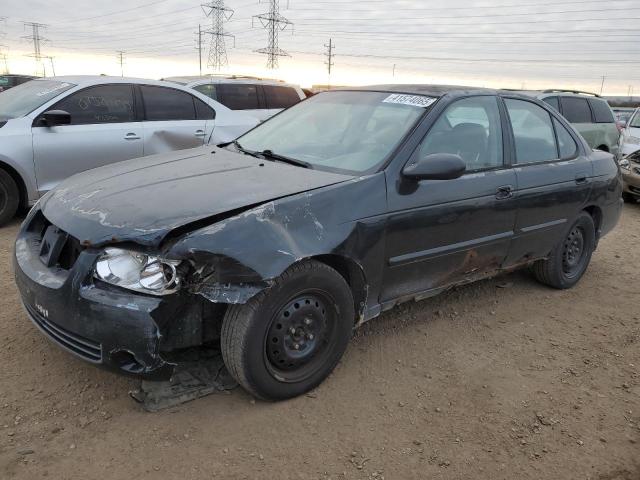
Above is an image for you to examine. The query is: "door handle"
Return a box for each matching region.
[496,185,514,200]
[575,174,588,184]
[124,133,141,140]
[195,130,206,137]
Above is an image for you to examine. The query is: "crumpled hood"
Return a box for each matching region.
[41,145,352,247]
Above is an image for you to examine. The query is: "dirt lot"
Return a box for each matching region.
[0,204,639,480]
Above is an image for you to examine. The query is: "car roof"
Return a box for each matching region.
[162,75,300,88]
[36,75,194,88]
[346,84,494,97]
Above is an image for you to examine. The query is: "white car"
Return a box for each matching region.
[620,107,640,157]
[162,76,306,122]
[0,76,259,225]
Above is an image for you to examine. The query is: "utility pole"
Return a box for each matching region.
[22,22,48,76]
[202,1,234,72]
[116,51,126,77]
[47,56,56,76]
[628,85,634,101]
[0,53,8,75]
[324,38,334,89]
[599,75,606,95]
[253,0,293,69]
[195,24,203,76]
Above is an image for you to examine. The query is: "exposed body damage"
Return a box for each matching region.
[13,85,623,405]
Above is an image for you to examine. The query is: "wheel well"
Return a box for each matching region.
[0,161,29,210]
[311,254,368,324]
[583,205,602,240]
[596,145,609,152]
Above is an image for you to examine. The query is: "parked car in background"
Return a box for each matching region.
[613,106,636,127]
[0,74,37,92]
[520,90,620,158]
[13,85,622,401]
[619,108,640,202]
[163,75,306,122]
[0,75,259,226]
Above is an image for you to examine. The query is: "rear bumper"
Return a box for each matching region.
[13,229,175,381]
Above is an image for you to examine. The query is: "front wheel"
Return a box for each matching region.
[221,260,355,400]
[0,169,19,227]
[531,212,595,289]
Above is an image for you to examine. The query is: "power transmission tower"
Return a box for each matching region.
[202,1,234,71]
[47,56,56,76]
[324,38,334,89]
[0,53,8,75]
[599,75,606,95]
[253,0,293,69]
[22,22,48,76]
[195,24,203,75]
[116,51,126,77]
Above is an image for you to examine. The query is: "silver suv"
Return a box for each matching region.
[521,89,620,158]
[163,75,306,122]
[0,76,259,225]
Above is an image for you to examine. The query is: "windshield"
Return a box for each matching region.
[0,80,75,121]
[237,90,434,174]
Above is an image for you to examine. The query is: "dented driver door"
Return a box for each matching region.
[139,85,208,156]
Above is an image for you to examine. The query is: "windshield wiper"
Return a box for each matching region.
[231,140,262,158]
[258,149,312,169]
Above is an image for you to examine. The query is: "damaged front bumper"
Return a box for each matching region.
[13,217,177,381]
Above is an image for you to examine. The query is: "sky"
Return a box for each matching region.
[0,0,638,94]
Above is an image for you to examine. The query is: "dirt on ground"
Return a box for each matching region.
[0,204,639,480]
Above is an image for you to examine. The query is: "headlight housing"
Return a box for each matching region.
[620,158,631,170]
[94,248,181,296]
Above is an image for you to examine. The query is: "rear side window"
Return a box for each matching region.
[560,97,592,123]
[542,96,559,111]
[194,97,215,120]
[193,84,217,101]
[217,84,260,110]
[588,98,615,123]
[505,98,558,163]
[264,85,301,109]
[53,84,135,125]
[553,119,578,159]
[141,85,196,121]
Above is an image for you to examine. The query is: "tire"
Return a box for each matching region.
[531,212,595,290]
[622,192,636,204]
[0,169,20,227]
[221,260,355,401]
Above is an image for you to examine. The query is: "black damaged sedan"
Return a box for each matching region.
[14,85,622,400]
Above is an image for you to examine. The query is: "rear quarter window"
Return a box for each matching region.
[560,97,592,124]
[542,96,559,111]
[588,99,615,123]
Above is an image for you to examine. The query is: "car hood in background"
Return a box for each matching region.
[41,146,352,247]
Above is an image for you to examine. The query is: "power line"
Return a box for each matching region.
[202,0,235,71]
[253,0,293,69]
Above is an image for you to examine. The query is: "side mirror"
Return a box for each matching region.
[41,110,71,127]
[402,153,466,181]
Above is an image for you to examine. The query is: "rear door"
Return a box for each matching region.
[139,85,211,155]
[502,97,593,266]
[382,95,518,301]
[32,83,143,194]
[559,96,600,149]
[587,97,620,156]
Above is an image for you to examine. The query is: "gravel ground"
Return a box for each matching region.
[0,204,639,480]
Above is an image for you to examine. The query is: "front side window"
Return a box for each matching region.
[0,79,75,121]
[417,96,503,170]
[237,90,430,174]
[264,85,301,109]
[631,110,640,128]
[217,84,260,110]
[588,98,615,123]
[560,97,592,123]
[141,85,196,121]
[505,98,558,163]
[53,84,135,125]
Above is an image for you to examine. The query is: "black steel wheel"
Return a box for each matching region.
[221,260,354,400]
[0,169,19,227]
[531,212,595,289]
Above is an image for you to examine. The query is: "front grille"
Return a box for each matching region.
[630,185,640,194]
[27,211,84,270]
[25,303,102,362]
[634,167,640,175]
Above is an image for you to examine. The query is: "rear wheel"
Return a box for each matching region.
[531,212,595,289]
[0,169,19,227]
[221,260,354,400]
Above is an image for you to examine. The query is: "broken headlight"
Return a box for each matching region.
[620,158,631,170]
[94,248,181,296]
